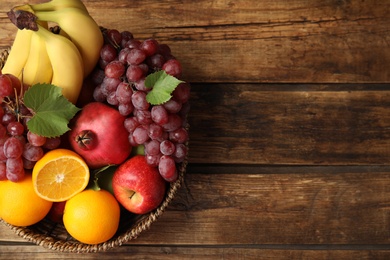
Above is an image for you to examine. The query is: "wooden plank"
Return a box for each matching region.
[0,0,389,83]
[2,170,390,245]
[188,84,390,165]
[1,244,390,260]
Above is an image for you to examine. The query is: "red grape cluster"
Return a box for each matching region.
[0,73,61,182]
[89,29,190,182]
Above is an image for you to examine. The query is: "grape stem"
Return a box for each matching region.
[2,89,31,123]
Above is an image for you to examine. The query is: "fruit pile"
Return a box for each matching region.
[0,0,189,246]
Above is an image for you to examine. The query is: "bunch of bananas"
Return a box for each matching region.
[2,0,103,104]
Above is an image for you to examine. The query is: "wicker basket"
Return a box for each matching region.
[0,48,188,253]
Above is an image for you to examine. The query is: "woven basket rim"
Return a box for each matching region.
[0,48,189,253]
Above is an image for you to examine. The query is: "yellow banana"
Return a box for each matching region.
[34,7,103,77]
[28,0,89,14]
[22,30,53,86]
[1,28,33,79]
[35,24,84,104]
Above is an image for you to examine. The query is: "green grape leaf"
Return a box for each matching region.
[145,70,184,105]
[23,83,81,138]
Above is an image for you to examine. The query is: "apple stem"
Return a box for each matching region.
[128,191,135,199]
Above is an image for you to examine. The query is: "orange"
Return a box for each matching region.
[0,174,53,226]
[32,148,90,202]
[63,189,120,244]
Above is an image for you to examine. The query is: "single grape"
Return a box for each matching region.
[23,143,44,162]
[6,157,25,182]
[124,117,140,133]
[5,73,22,96]
[160,140,176,155]
[162,114,182,132]
[173,83,191,103]
[134,78,149,91]
[106,91,119,106]
[158,155,178,182]
[101,77,121,96]
[145,153,162,167]
[22,157,35,170]
[43,137,61,150]
[116,82,133,104]
[163,98,182,113]
[146,53,165,70]
[162,59,182,77]
[145,139,161,156]
[0,74,14,98]
[106,29,122,46]
[3,136,24,159]
[126,48,146,65]
[126,65,145,82]
[169,127,188,144]
[105,60,125,78]
[136,109,153,125]
[2,112,16,126]
[140,38,159,56]
[151,105,169,125]
[131,91,150,110]
[27,131,47,147]
[148,123,164,140]
[118,102,134,116]
[100,43,117,62]
[133,125,150,144]
[125,39,141,50]
[173,143,188,163]
[7,121,25,136]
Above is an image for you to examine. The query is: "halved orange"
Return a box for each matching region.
[32,149,90,202]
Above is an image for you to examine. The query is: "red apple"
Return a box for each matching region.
[69,102,132,168]
[47,201,66,223]
[112,155,166,214]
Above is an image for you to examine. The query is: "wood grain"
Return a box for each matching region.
[0,0,390,258]
[188,84,390,165]
[1,245,390,260]
[2,170,390,245]
[0,0,389,83]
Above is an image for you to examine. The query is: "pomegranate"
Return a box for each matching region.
[69,102,132,168]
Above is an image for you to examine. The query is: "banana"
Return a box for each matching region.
[1,28,33,79]
[28,0,89,14]
[22,29,53,86]
[34,7,103,77]
[35,24,84,104]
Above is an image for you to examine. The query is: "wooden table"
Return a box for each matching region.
[1,0,390,259]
